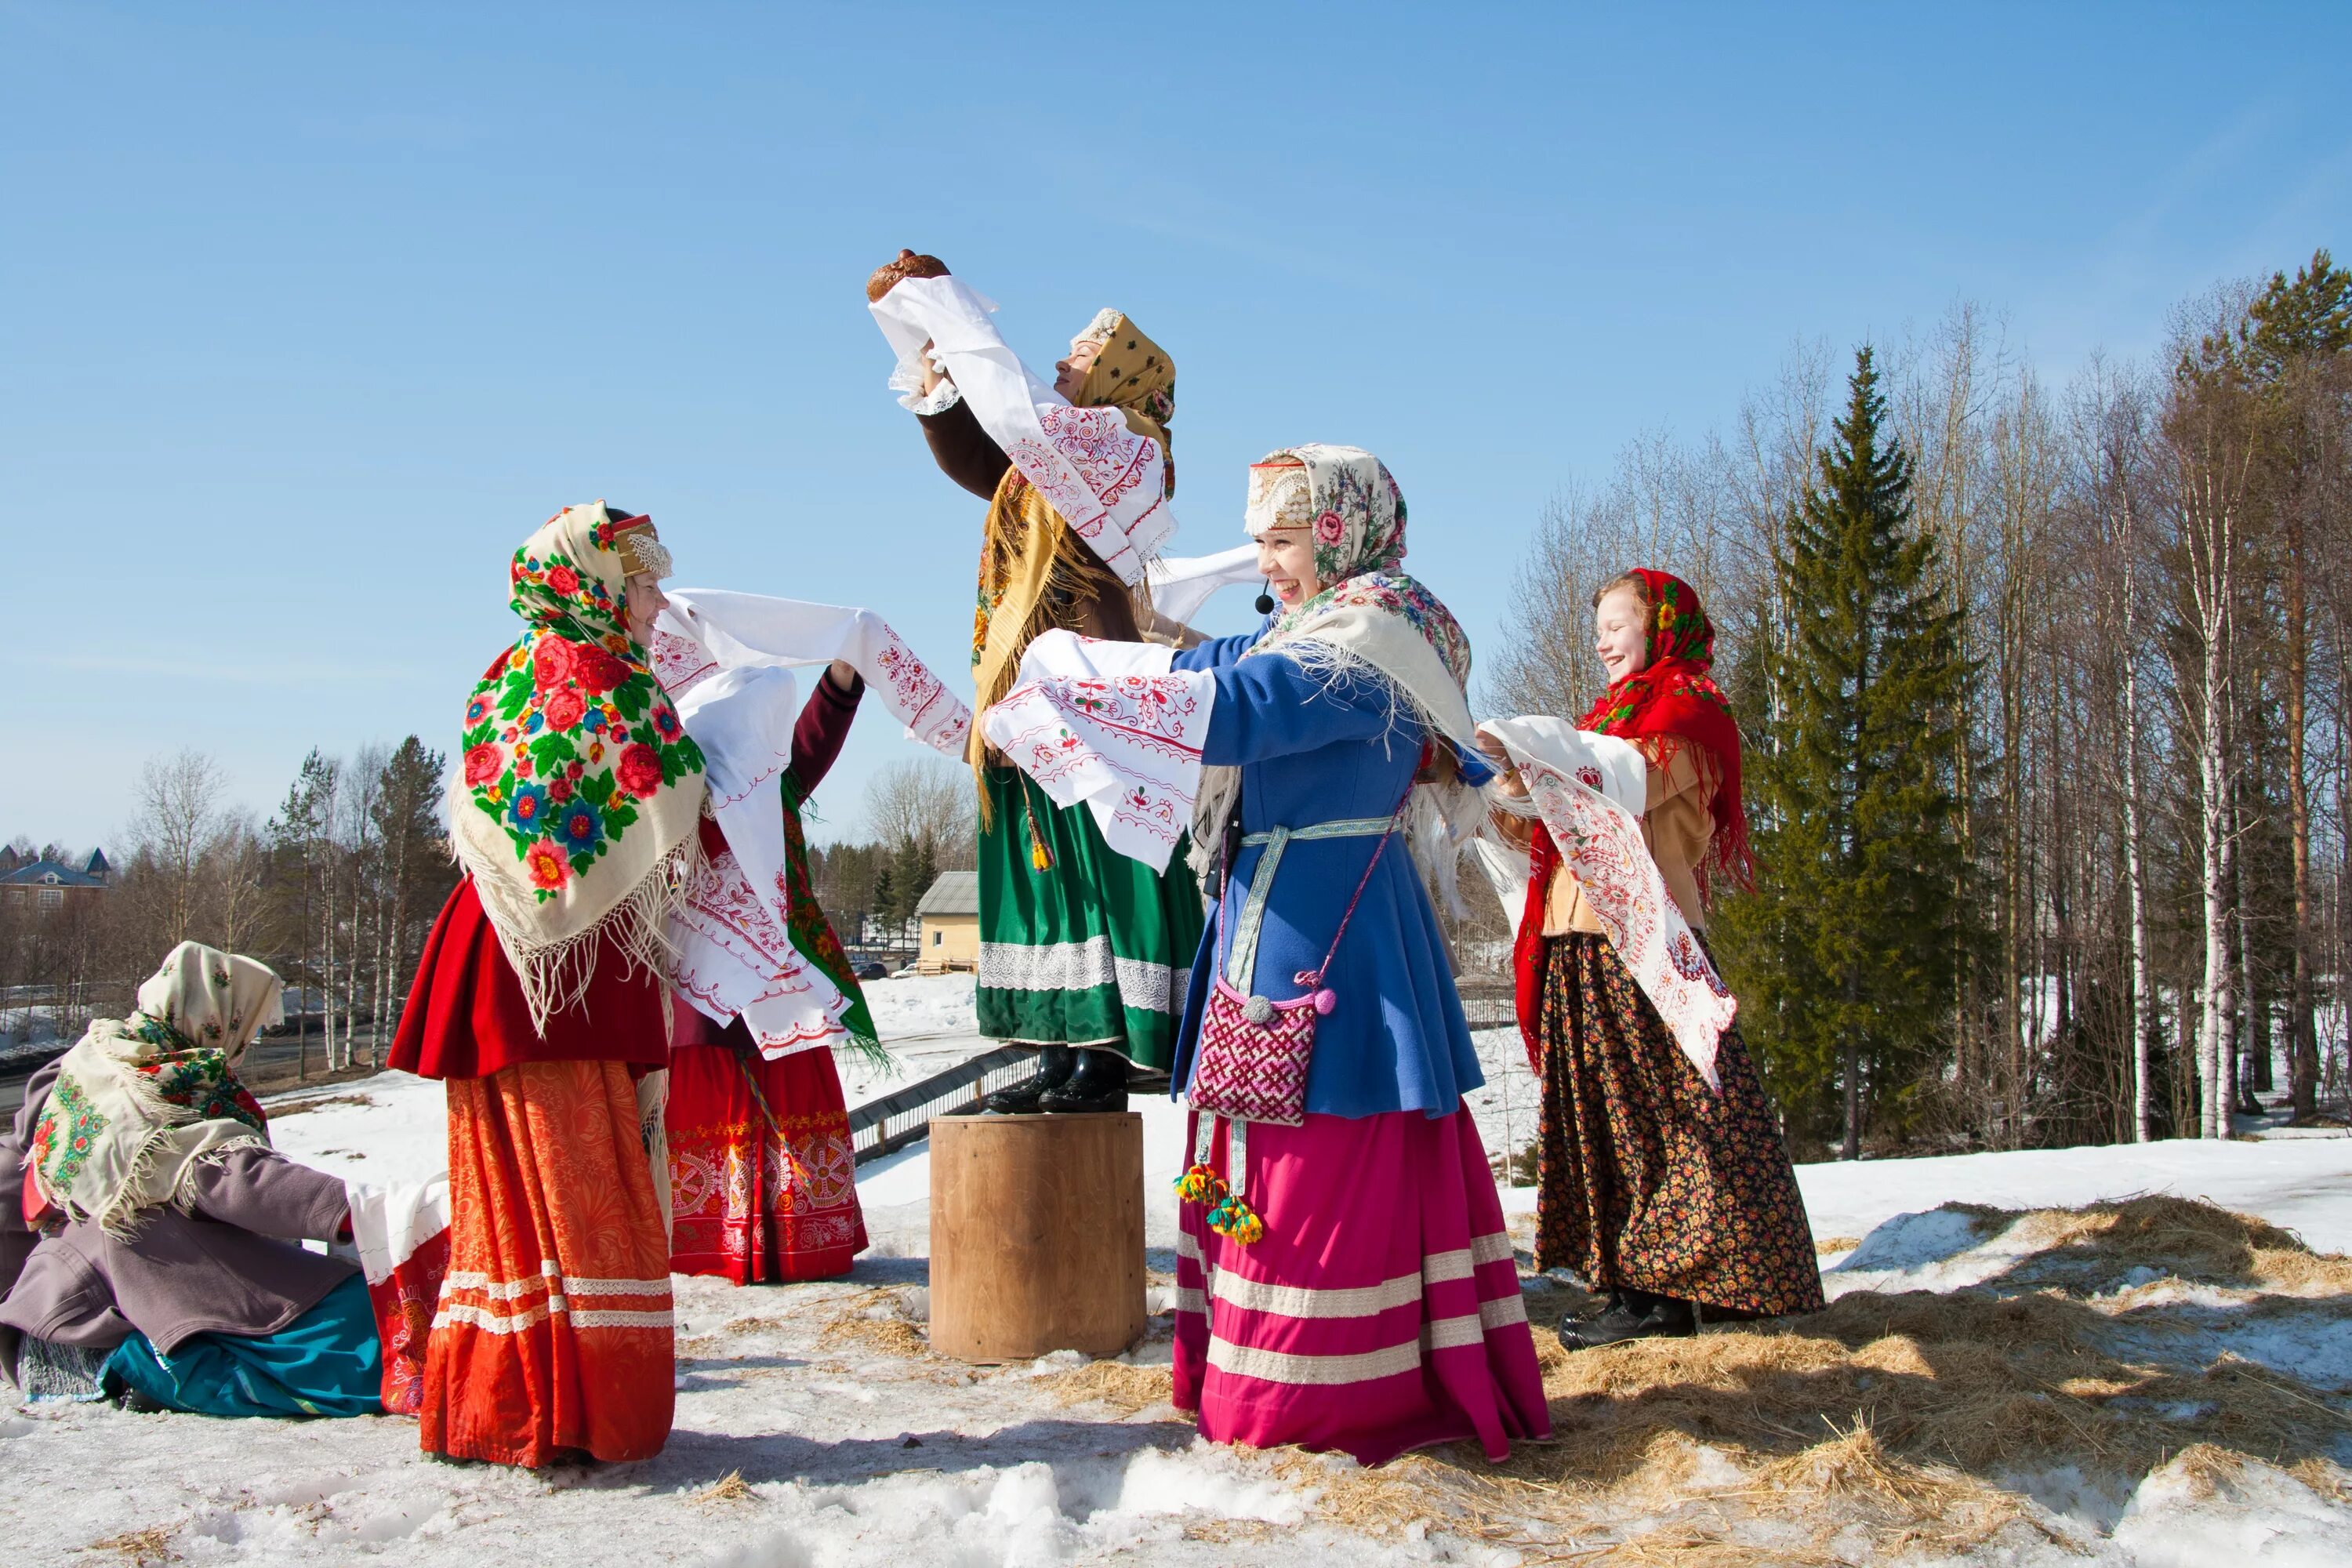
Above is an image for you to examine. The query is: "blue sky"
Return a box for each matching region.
[6,2,2348,851]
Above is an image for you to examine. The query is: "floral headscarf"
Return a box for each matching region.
[29,942,282,1236]
[1247,445,1469,687]
[1071,310,1176,498]
[1576,568,1751,891]
[450,502,708,1029]
[1190,445,1491,900]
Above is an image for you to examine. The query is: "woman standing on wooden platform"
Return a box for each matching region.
[873,251,1204,1113]
[391,502,704,1468]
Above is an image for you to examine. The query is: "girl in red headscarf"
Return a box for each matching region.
[1483,569,1822,1348]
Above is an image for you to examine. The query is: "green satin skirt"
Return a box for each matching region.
[975,768,1205,1069]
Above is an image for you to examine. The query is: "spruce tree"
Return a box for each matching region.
[1714,346,1969,1159]
[871,862,898,946]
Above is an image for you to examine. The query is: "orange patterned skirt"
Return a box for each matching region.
[423,1060,676,1467]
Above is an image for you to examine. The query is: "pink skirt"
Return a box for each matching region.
[1173,1106,1552,1465]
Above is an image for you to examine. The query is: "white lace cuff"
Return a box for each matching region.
[888,350,963,415]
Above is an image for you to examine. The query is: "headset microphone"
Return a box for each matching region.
[1254,579,1276,615]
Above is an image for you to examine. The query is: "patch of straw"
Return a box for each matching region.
[815,1287,931,1359]
[1987,1194,2350,1295]
[817,1313,929,1359]
[88,1528,181,1565]
[1231,1196,2350,1564]
[691,1470,757,1505]
[2289,1456,2352,1504]
[1040,1360,1174,1416]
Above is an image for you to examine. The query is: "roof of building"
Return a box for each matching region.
[0,858,107,889]
[914,869,980,918]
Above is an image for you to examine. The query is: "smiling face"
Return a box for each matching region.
[623,572,669,648]
[1053,338,1104,401]
[1255,527,1322,608]
[1595,583,1650,684]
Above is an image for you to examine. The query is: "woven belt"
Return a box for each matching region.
[1222,815,1400,989]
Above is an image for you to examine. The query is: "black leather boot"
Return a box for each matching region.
[1563,1287,1629,1327]
[1560,1294,1695,1350]
[983,1044,1076,1114]
[1037,1047,1130,1113]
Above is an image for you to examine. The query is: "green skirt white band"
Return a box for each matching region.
[976,768,1205,1069]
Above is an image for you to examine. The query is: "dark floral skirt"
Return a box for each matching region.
[1535,933,1825,1318]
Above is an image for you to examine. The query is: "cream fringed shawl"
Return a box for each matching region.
[30,942,285,1237]
[1189,448,1492,906]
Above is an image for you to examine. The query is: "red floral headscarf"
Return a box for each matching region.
[1576,568,1751,893]
[1512,568,1752,1067]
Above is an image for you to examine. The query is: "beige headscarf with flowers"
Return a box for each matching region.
[29,942,285,1237]
[449,503,708,1030]
[1184,446,1494,910]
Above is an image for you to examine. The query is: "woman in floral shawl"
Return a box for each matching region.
[1484,569,1822,1349]
[1152,445,1549,1465]
[2,942,377,1417]
[390,501,704,1468]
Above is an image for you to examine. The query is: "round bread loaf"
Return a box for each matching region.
[866,249,951,302]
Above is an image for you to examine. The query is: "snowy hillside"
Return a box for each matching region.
[3,995,2347,1564]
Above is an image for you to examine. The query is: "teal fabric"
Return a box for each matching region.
[103,1272,381,1418]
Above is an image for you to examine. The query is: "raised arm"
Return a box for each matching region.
[916,397,1012,501]
[788,664,866,796]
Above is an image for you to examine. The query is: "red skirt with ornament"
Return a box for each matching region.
[664,1015,866,1284]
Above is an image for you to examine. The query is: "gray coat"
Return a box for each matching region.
[0,1061,355,1379]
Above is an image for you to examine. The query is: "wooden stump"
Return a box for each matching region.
[928,1112,1145,1363]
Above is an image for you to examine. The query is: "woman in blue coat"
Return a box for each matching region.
[1158,446,1550,1465]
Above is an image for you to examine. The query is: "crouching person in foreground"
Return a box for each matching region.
[0,942,379,1417]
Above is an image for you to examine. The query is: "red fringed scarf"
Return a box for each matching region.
[1513,569,1751,1069]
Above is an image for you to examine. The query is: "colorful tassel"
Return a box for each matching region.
[1020,775,1054,871]
[1206,1193,1265,1244]
[1174,1163,1226,1206]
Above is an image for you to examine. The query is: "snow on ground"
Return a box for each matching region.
[860,971,984,1047]
[1796,1134,2352,1258]
[837,972,990,1105]
[1463,1020,2352,1250]
[5,1000,2350,1563]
